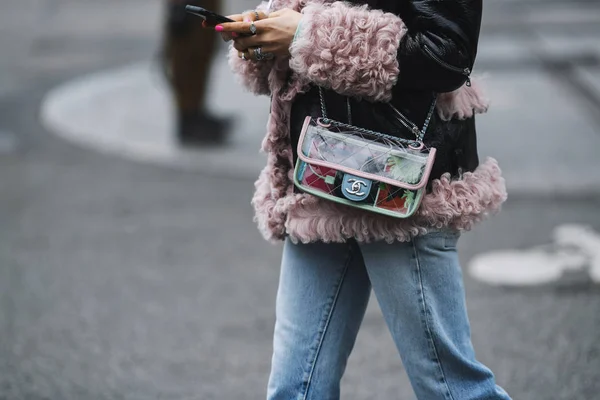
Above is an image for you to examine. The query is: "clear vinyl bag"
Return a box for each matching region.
[293,89,437,218]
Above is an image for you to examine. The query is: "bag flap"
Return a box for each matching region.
[297,117,436,191]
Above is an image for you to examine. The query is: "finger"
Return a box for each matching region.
[217,19,267,34]
[238,50,252,61]
[241,10,269,21]
[245,47,271,61]
[217,21,245,32]
[233,40,255,52]
[221,32,235,42]
[225,14,244,22]
[221,30,240,41]
[256,10,269,19]
[257,45,279,55]
[246,46,280,61]
[232,35,263,51]
[216,21,250,33]
[241,11,256,23]
[233,41,244,51]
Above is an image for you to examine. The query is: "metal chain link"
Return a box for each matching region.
[318,87,437,144]
[346,97,352,125]
[320,118,418,146]
[419,98,437,142]
[319,87,328,120]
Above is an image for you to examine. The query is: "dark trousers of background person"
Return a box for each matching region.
[163,0,229,146]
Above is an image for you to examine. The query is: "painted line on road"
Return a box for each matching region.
[40,61,270,180]
[469,224,600,286]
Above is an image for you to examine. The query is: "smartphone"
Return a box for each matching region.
[185,5,234,25]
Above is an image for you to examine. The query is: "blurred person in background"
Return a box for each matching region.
[162,0,229,145]
[214,0,512,398]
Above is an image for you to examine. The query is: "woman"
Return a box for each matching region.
[214,0,510,398]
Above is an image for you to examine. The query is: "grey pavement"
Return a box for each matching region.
[1,1,600,400]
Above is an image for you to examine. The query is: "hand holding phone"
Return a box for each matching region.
[185,5,234,26]
[216,8,301,59]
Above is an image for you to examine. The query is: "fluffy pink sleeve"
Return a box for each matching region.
[227,2,274,96]
[289,2,406,102]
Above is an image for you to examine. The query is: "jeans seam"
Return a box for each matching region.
[411,238,456,400]
[302,244,353,400]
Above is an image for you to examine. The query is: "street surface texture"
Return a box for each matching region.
[1,0,600,399]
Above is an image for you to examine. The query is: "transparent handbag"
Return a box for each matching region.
[293,88,437,218]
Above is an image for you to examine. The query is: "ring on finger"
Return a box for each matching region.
[254,46,274,61]
[249,21,257,35]
[253,10,260,20]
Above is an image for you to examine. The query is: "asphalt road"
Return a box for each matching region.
[1,1,600,399]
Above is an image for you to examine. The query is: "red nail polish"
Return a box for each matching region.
[215,25,223,32]
[231,32,238,38]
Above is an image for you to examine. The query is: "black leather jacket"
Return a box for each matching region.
[290,0,482,186]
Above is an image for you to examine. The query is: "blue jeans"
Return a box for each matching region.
[267,231,511,400]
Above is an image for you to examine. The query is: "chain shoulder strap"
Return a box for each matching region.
[318,87,437,144]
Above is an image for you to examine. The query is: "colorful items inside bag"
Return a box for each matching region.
[293,117,437,218]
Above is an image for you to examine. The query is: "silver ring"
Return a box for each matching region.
[241,52,247,60]
[249,21,257,35]
[253,10,260,20]
[254,46,274,61]
[254,46,264,60]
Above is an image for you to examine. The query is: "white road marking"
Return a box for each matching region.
[40,61,269,178]
[468,224,600,286]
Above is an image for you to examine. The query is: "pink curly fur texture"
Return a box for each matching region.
[436,78,490,121]
[251,163,283,242]
[253,158,507,243]
[228,46,273,95]
[289,2,405,102]
[236,0,500,244]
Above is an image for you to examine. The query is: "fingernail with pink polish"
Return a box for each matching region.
[243,17,250,22]
[215,25,223,32]
[231,32,238,38]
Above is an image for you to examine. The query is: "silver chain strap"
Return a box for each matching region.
[318,87,437,145]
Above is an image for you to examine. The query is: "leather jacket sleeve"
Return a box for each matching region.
[396,0,483,92]
[288,0,482,101]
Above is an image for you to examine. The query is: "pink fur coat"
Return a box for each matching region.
[229,0,506,243]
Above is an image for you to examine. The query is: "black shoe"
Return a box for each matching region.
[177,111,232,147]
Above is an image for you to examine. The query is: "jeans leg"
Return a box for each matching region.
[359,232,511,400]
[267,239,371,400]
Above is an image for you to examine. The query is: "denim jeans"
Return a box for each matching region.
[267,231,511,400]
